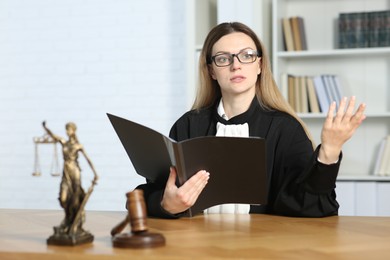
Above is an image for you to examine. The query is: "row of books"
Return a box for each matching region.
[280,74,343,114]
[281,16,307,51]
[338,10,390,48]
[373,136,390,176]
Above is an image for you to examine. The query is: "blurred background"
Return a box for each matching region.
[0,0,188,211]
[0,0,271,211]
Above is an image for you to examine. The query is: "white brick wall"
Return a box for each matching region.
[0,0,187,211]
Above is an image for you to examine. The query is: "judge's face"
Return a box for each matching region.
[209,32,261,99]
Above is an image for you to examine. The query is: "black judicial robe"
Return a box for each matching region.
[136,98,341,218]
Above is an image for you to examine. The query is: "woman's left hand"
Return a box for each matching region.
[319,96,366,164]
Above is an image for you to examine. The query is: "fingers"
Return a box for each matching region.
[172,170,209,209]
[343,96,356,119]
[185,170,210,203]
[325,101,337,126]
[183,170,209,195]
[352,103,367,124]
[342,96,366,126]
[164,168,209,213]
[329,96,366,124]
[333,97,349,124]
[166,166,178,188]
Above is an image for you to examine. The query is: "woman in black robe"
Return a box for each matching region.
[136,22,366,218]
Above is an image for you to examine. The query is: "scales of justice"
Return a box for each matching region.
[32,121,99,246]
[32,132,61,177]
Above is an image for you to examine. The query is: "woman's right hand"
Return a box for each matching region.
[161,167,210,214]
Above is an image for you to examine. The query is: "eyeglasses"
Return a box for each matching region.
[210,49,260,67]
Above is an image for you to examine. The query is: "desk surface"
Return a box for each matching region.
[1,209,390,259]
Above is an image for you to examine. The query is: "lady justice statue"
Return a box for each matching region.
[42,121,99,246]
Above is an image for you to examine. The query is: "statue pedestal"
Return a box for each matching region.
[47,226,94,246]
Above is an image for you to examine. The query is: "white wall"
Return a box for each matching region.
[0,0,187,211]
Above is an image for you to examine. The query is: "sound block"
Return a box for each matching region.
[112,231,165,248]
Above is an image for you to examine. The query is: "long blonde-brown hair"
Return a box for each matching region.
[192,22,313,143]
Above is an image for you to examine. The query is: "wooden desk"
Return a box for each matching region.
[1,209,390,259]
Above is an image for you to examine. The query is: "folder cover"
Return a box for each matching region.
[107,113,268,216]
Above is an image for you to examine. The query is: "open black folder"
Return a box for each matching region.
[107,113,268,217]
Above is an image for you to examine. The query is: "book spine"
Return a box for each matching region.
[290,16,302,51]
[299,76,308,113]
[369,11,380,47]
[172,143,194,217]
[357,12,370,48]
[322,75,338,107]
[282,17,295,51]
[313,75,330,113]
[306,77,320,113]
[280,73,289,99]
[320,75,333,107]
[347,13,358,48]
[297,17,308,50]
[294,76,301,112]
[378,11,390,47]
[385,11,390,47]
[338,13,348,49]
[373,137,387,176]
[287,74,296,111]
[172,143,187,185]
[377,136,390,176]
[355,12,364,48]
[331,75,343,103]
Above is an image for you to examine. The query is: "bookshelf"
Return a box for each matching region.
[186,0,390,215]
[272,0,390,178]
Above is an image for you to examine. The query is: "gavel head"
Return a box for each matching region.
[126,189,148,233]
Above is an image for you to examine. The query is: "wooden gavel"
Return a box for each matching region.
[111,189,165,248]
[111,189,148,235]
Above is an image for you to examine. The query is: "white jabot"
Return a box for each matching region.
[216,122,249,137]
[205,99,250,215]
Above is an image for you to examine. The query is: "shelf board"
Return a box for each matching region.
[277,47,390,58]
[337,175,390,182]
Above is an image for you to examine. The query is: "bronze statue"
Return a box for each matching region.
[42,121,99,246]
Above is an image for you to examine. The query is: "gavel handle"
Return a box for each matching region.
[110,215,129,236]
